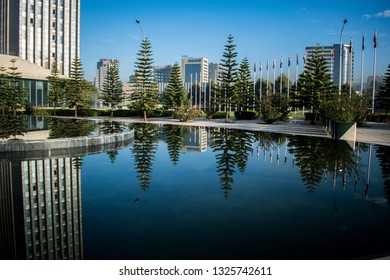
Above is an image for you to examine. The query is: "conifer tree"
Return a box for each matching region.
[162,62,187,112]
[296,46,335,123]
[7,59,26,115]
[216,34,238,122]
[0,65,8,115]
[47,61,66,115]
[236,57,252,111]
[101,61,124,117]
[378,64,390,122]
[131,38,159,121]
[65,57,91,117]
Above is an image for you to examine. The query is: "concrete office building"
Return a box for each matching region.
[305,44,354,86]
[208,62,220,82]
[0,157,83,260]
[181,57,208,84]
[94,58,119,91]
[0,0,80,77]
[154,64,173,93]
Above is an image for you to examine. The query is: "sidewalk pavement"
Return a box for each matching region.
[4,116,390,146]
[107,116,390,146]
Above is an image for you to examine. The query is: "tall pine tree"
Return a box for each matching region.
[296,46,335,123]
[101,61,124,117]
[216,34,238,122]
[65,57,90,117]
[47,61,66,115]
[0,65,8,115]
[378,64,390,122]
[162,62,187,112]
[7,59,26,115]
[131,38,159,121]
[236,57,252,111]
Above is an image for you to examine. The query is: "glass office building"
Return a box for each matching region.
[0,0,80,77]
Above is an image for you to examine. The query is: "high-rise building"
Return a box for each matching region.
[0,0,80,77]
[181,57,209,84]
[304,44,354,86]
[208,62,220,82]
[94,58,119,91]
[154,65,173,84]
[0,157,83,260]
[333,44,354,87]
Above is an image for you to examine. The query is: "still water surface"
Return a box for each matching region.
[1,123,389,259]
[82,124,390,260]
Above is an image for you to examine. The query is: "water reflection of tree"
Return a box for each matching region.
[98,120,125,135]
[130,123,159,192]
[211,128,255,198]
[48,118,96,138]
[234,130,255,173]
[98,121,126,164]
[0,115,27,139]
[288,136,360,193]
[376,145,390,204]
[163,125,187,166]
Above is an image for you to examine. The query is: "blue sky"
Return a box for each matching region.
[81,0,390,84]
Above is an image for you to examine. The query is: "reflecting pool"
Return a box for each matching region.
[1,123,390,260]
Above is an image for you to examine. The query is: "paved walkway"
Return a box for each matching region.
[105,116,390,146]
[4,116,390,146]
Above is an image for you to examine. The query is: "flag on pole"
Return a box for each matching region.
[260,62,262,72]
[303,52,306,64]
[330,49,334,58]
[266,60,269,70]
[296,53,299,65]
[273,58,275,69]
[254,63,256,72]
[349,38,353,53]
[321,51,325,59]
[288,55,290,67]
[280,57,283,68]
[373,31,377,48]
[362,34,365,51]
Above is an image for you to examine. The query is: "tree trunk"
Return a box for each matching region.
[75,106,78,118]
[111,108,114,118]
[143,110,147,122]
[225,111,229,123]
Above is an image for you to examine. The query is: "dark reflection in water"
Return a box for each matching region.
[0,115,27,139]
[1,123,390,260]
[48,118,96,139]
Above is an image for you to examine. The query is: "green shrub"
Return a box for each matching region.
[234,110,259,120]
[368,113,390,123]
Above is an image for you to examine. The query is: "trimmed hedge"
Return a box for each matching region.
[368,113,390,123]
[234,110,259,120]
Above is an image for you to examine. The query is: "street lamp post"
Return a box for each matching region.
[338,19,348,95]
[136,19,145,40]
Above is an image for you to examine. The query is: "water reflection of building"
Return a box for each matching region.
[182,127,208,153]
[0,157,83,260]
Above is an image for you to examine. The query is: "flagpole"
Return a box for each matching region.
[287,55,290,99]
[280,57,283,95]
[360,34,365,95]
[273,58,276,95]
[190,74,193,108]
[253,63,256,110]
[372,30,377,113]
[349,37,353,97]
[339,19,348,95]
[259,62,263,102]
[295,53,298,114]
[266,59,269,96]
